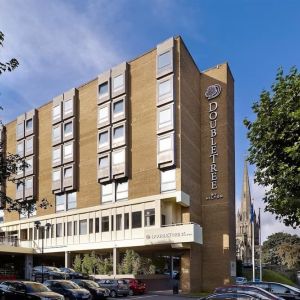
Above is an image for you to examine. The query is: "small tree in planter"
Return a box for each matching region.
[73,255,82,273]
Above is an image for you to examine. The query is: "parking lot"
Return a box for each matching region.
[106,295,196,300]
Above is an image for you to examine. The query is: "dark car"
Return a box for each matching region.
[72,279,110,299]
[124,278,146,295]
[60,267,89,279]
[215,285,285,300]
[44,279,91,300]
[96,279,129,298]
[33,266,69,282]
[247,282,300,300]
[203,292,261,299]
[0,280,64,300]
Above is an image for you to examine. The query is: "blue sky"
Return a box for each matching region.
[0,0,299,240]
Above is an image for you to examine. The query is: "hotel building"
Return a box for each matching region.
[0,36,235,292]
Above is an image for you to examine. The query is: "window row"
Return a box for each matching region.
[101,180,128,203]
[52,141,75,167]
[52,119,75,145]
[16,136,34,158]
[52,164,76,193]
[97,147,127,182]
[56,192,77,212]
[97,97,126,129]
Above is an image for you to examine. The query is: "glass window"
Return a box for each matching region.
[99,156,108,169]
[53,126,60,140]
[145,209,155,226]
[111,215,114,231]
[116,214,122,231]
[124,213,129,230]
[99,131,109,147]
[17,182,23,193]
[101,216,109,232]
[52,169,61,181]
[161,168,176,192]
[17,162,23,176]
[53,105,61,120]
[101,183,113,203]
[98,106,109,124]
[67,192,76,210]
[113,74,124,92]
[25,178,33,189]
[56,223,63,237]
[95,218,100,233]
[73,221,77,235]
[270,284,290,294]
[64,144,73,160]
[79,219,87,235]
[99,82,109,98]
[158,51,171,69]
[159,135,172,152]
[159,106,173,129]
[26,138,33,153]
[56,194,66,211]
[17,142,24,156]
[112,149,125,165]
[67,222,72,236]
[26,119,33,131]
[132,211,142,229]
[17,123,23,136]
[113,125,124,142]
[159,79,171,97]
[89,219,93,234]
[116,181,128,201]
[64,122,73,137]
[113,99,124,118]
[64,99,73,114]
[64,167,72,179]
[53,147,61,164]
[26,157,33,172]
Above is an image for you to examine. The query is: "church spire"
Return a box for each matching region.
[241,160,251,219]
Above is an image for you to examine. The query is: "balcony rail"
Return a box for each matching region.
[0,236,20,247]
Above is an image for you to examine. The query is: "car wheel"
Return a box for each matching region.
[129,289,134,296]
[110,290,117,298]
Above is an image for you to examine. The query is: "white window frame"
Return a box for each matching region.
[64,120,73,138]
[63,142,73,161]
[98,81,109,99]
[101,183,114,203]
[52,104,61,122]
[112,123,125,147]
[112,97,126,123]
[112,74,124,93]
[98,103,110,128]
[64,98,73,115]
[98,128,110,152]
[157,103,174,133]
[52,146,62,166]
[16,141,24,157]
[64,166,73,179]
[52,168,61,182]
[157,49,173,77]
[157,75,174,106]
[161,168,176,193]
[52,124,61,144]
[25,118,33,132]
[25,137,34,155]
[116,181,128,201]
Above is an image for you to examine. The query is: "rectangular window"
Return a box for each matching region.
[113,74,124,92]
[113,99,125,119]
[26,157,33,173]
[101,216,109,232]
[158,51,172,70]
[64,121,73,137]
[64,99,73,115]
[116,181,128,201]
[159,79,172,97]
[159,135,172,152]
[99,82,109,98]
[101,183,113,203]
[158,105,173,130]
[89,219,94,234]
[98,105,109,124]
[145,209,155,227]
[53,105,61,121]
[56,223,63,237]
[25,138,33,153]
[67,192,76,210]
[17,123,24,137]
[25,177,33,189]
[52,168,61,182]
[64,167,72,178]
[162,214,166,226]
[53,126,61,141]
[111,215,114,231]
[25,119,33,131]
[113,125,125,144]
[56,194,66,211]
[73,221,78,235]
[79,219,87,235]
[132,211,142,229]
[157,75,173,105]
[112,149,125,165]
[98,131,109,148]
[67,221,72,236]
[116,214,122,231]
[17,142,24,157]
[95,218,100,233]
[64,143,73,160]
[124,213,129,230]
[52,147,61,164]
[99,156,109,169]
[161,168,176,192]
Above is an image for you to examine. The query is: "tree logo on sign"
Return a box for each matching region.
[205,84,222,100]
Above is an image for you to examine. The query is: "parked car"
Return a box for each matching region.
[96,279,129,298]
[203,292,262,299]
[72,279,110,299]
[124,278,146,295]
[236,277,248,285]
[44,279,91,300]
[60,267,89,279]
[32,266,69,282]
[246,282,300,300]
[0,280,64,300]
[215,285,285,300]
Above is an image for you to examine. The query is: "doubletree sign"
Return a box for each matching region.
[205,84,223,200]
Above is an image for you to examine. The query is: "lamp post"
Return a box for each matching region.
[34,221,51,283]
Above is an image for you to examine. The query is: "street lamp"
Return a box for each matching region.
[34,221,51,283]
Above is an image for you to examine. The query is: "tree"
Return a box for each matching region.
[73,254,82,272]
[244,67,300,227]
[0,31,49,215]
[262,232,300,269]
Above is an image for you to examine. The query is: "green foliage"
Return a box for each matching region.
[262,232,300,269]
[97,256,113,275]
[244,67,300,227]
[73,254,82,272]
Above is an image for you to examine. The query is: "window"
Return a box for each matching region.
[56,194,66,211]
[64,99,73,115]
[116,214,122,231]
[113,74,124,92]
[132,211,142,229]
[157,76,173,105]
[52,147,61,164]
[16,182,23,194]
[145,209,155,226]
[113,125,125,144]
[101,216,109,232]
[159,135,172,152]
[64,167,72,178]
[113,99,124,119]
[52,168,61,182]
[67,192,76,210]
[25,177,33,189]
[162,214,166,226]
[101,183,113,203]
[20,205,36,219]
[73,221,78,235]
[64,121,73,137]
[17,162,23,176]
[159,79,171,97]
[0,210,3,224]
[111,215,114,231]
[270,284,290,294]
[56,223,63,237]
[112,149,125,165]
[17,123,23,137]
[161,168,176,192]
[25,138,33,153]
[116,181,128,201]
[99,82,109,98]
[95,218,100,233]
[98,105,109,125]
[158,105,173,130]
[99,156,108,169]
[98,131,109,148]
[158,50,172,70]
[53,126,61,141]
[53,105,61,121]
[17,142,24,156]
[64,143,73,160]
[25,119,33,131]
[79,219,87,235]
[67,222,72,236]
[124,213,129,230]
[89,219,94,234]
[26,157,33,173]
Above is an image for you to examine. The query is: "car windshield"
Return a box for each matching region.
[48,267,61,272]
[280,284,300,293]
[59,281,80,289]
[26,282,50,293]
[83,280,99,288]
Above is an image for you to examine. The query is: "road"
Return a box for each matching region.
[107,294,199,300]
